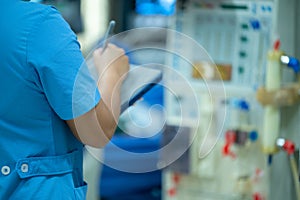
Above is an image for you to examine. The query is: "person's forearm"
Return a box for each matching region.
[66,45,128,148]
[65,73,121,147]
[95,72,123,143]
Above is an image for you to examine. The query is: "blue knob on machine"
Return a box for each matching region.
[249,131,258,141]
[231,99,250,111]
[288,57,300,73]
[239,100,249,111]
[250,19,260,30]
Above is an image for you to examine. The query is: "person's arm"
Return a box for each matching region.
[66,44,129,148]
[27,7,128,147]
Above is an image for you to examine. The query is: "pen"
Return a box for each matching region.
[101,20,116,53]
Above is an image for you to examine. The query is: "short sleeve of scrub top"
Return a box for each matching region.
[27,6,101,120]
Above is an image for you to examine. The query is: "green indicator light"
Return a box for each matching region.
[239,51,247,57]
[238,66,244,74]
[240,36,248,42]
[241,24,249,29]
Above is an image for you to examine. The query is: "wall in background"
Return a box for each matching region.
[78,0,109,55]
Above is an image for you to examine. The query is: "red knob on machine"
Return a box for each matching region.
[253,192,264,200]
[222,130,236,158]
[283,140,295,155]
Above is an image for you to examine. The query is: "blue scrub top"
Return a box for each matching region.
[0,1,100,199]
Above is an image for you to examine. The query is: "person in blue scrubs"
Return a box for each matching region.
[0,1,129,199]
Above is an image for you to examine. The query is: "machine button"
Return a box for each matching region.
[250,19,260,30]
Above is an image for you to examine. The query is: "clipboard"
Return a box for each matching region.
[120,66,163,113]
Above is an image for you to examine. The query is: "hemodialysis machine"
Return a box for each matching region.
[160,0,300,199]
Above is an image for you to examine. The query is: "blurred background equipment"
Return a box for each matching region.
[161,0,300,200]
[41,0,84,33]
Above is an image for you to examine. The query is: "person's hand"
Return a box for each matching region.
[93,43,129,84]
